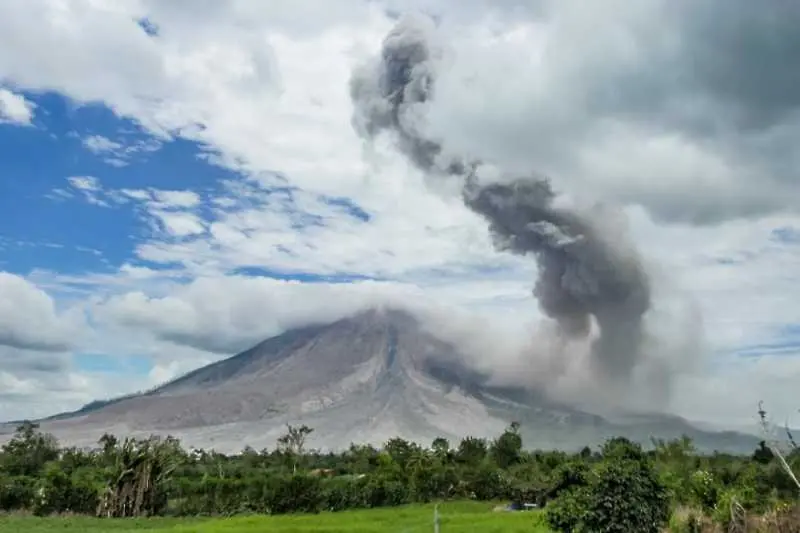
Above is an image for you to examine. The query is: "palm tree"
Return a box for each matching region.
[96,436,179,517]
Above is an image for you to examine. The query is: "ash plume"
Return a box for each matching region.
[350,14,655,393]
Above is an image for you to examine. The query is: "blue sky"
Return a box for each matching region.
[3,94,199,274]
[0,0,799,429]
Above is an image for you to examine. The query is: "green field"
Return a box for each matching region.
[0,502,550,533]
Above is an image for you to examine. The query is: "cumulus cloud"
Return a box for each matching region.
[96,276,428,354]
[0,87,34,125]
[0,346,161,422]
[418,0,800,223]
[0,272,85,352]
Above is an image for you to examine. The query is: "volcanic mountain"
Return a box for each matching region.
[3,308,758,453]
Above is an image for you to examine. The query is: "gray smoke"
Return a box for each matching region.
[350,14,652,388]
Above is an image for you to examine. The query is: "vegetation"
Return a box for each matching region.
[1,415,799,531]
[0,501,547,532]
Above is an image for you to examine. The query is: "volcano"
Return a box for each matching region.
[2,308,757,453]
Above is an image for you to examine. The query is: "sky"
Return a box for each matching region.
[0,0,799,430]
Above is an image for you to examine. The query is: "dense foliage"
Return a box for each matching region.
[545,438,670,532]
[1,420,798,530]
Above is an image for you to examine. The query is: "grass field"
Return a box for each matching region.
[0,502,550,532]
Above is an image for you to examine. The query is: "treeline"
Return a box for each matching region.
[1,420,799,531]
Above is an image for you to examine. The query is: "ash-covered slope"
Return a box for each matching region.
[9,308,758,454]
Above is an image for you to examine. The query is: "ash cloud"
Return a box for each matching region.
[350,14,658,400]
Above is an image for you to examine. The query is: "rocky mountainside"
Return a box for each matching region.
[2,308,758,453]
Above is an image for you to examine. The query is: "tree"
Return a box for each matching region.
[431,437,450,458]
[546,438,670,533]
[752,440,775,464]
[345,443,380,474]
[456,436,487,466]
[1,422,59,477]
[277,424,314,474]
[99,434,118,457]
[96,436,179,517]
[384,437,420,471]
[491,421,522,469]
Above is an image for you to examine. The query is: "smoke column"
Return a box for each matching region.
[350,15,652,389]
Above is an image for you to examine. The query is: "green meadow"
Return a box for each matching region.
[0,502,549,533]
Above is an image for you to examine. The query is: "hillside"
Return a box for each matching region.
[2,308,759,453]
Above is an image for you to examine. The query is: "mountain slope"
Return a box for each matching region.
[3,308,759,454]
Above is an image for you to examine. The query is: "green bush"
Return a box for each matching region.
[266,474,323,514]
[321,477,358,511]
[0,475,36,510]
[546,439,670,533]
[688,469,720,511]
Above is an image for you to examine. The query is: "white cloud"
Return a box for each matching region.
[151,210,205,237]
[66,176,111,207]
[133,182,511,279]
[96,276,426,353]
[45,188,75,202]
[119,189,153,202]
[67,176,101,192]
[83,134,123,154]
[0,346,160,422]
[418,0,800,223]
[0,87,34,125]
[58,180,206,240]
[82,134,162,166]
[150,189,201,209]
[0,272,86,352]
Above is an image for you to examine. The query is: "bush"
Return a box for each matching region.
[688,470,720,511]
[464,465,510,501]
[545,439,670,533]
[33,462,74,515]
[321,477,366,511]
[545,486,588,532]
[361,475,409,508]
[546,461,589,501]
[265,474,324,514]
[0,475,36,511]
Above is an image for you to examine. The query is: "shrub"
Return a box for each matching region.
[688,470,720,511]
[545,439,670,533]
[0,475,36,511]
[265,473,323,514]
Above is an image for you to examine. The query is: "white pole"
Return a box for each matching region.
[434,504,440,533]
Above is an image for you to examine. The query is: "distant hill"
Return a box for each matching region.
[1,308,760,454]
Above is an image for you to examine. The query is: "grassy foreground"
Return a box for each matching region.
[0,502,550,532]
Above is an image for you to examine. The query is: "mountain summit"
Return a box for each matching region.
[4,308,757,453]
